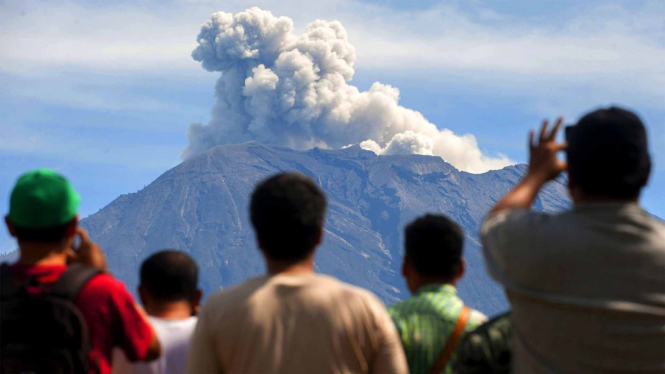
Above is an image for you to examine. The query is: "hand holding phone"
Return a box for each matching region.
[68,227,108,271]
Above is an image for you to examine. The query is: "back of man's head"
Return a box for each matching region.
[7,169,81,243]
[250,173,327,261]
[566,107,651,199]
[405,214,464,280]
[140,250,199,302]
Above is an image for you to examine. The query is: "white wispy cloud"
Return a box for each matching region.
[2,1,662,84]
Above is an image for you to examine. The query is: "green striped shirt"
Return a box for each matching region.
[388,284,487,374]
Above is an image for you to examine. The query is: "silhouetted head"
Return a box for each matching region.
[402,214,465,293]
[250,173,327,262]
[139,250,202,317]
[566,107,651,202]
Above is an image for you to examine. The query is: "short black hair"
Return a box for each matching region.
[14,223,69,243]
[566,107,651,199]
[405,214,464,279]
[250,173,327,261]
[140,250,199,302]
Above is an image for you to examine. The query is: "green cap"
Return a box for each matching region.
[8,169,81,229]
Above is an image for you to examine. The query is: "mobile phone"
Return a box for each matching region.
[72,233,81,252]
[565,125,576,143]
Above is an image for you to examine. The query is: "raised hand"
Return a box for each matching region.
[527,117,567,184]
[487,116,567,215]
[68,227,108,271]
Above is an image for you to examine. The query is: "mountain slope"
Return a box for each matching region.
[80,142,571,315]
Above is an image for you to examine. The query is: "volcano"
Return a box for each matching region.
[79,142,571,315]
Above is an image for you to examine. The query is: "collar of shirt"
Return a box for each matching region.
[573,201,642,213]
[414,283,457,297]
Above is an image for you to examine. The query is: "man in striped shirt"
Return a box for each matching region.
[389,214,487,374]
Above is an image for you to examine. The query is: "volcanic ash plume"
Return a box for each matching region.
[183,7,513,173]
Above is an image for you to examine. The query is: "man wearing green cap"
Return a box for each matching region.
[2,169,161,374]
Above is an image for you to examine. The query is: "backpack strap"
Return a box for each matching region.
[51,263,102,301]
[429,305,471,374]
[0,262,21,298]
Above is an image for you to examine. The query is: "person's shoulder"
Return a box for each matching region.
[149,316,198,338]
[79,272,127,297]
[204,275,269,310]
[305,274,390,315]
[646,214,665,239]
[148,315,197,326]
[646,217,665,253]
[313,274,381,301]
[481,208,566,240]
[387,294,420,317]
[483,208,556,227]
[82,272,127,293]
[624,207,665,249]
[467,308,489,328]
[76,272,138,312]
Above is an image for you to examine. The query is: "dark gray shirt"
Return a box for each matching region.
[481,203,665,373]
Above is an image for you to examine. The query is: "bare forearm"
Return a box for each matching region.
[489,173,548,215]
[489,117,566,216]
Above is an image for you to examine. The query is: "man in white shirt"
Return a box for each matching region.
[113,251,201,374]
[186,173,408,374]
[481,107,665,373]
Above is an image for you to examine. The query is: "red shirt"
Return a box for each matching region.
[10,264,153,374]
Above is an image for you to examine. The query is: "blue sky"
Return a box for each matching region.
[1,0,663,252]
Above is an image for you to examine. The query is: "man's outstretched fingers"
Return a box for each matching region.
[529,130,535,150]
[548,117,564,141]
[540,119,549,143]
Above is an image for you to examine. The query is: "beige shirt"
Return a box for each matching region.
[481,203,665,373]
[185,273,408,374]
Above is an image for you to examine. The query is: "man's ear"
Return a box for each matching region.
[567,172,575,190]
[642,158,652,188]
[62,215,79,249]
[566,172,582,202]
[401,256,409,278]
[314,227,323,247]
[138,285,149,308]
[5,216,17,237]
[191,289,203,316]
[65,215,79,238]
[255,234,265,254]
[455,258,466,281]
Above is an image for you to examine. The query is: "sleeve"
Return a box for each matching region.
[480,209,551,290]
[466,310,489,331]
[370,300,409,374]
[102,276,153,362]
[186,298,222,374]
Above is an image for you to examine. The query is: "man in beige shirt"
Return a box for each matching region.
[481,107,665,373]
[186,173,408,374]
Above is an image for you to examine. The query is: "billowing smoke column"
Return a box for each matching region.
[183,7,513,173]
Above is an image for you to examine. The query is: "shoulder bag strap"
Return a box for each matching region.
[0,262,21,298]
[429,305,471,374]
[51,263,102,301]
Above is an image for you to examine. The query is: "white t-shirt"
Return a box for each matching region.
[112,316,197,374]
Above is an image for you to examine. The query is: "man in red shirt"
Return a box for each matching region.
[2,169,161,374]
